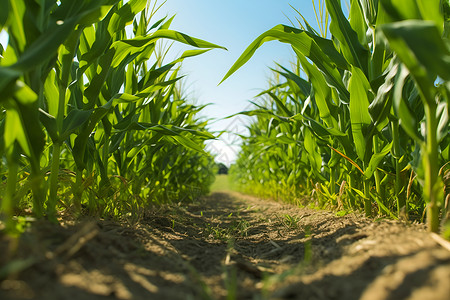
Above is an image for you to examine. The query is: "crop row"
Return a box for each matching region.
[0,0,224,232]
[225,0,449,233]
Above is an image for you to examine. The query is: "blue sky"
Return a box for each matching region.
[150,0,319,165]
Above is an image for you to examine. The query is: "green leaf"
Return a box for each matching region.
[357,0,379,27]
[304,128,322,171]
[72,99,113,170]
[231,109,291,123]
[369,59,397,131]
[267,92,293,117]
[380,20,450,107]
[309,119,347,137]
[6,82,45,159]
[275,133,296,144]
[297,55,337,128]
[417,0,443,30]
[4,108,28,156]
[0,67,21,99]
[78,3,117,26]
[351,186,368,199]
[43,69,59,117]
[39,109,58,142]
[178,49,213,61]
[111,29,226,68]
[114,121,215,140]
[370,22,390,81]
[11,18,78,72]
[349,66,372,161]
[0,0,9,30]
[350,0,369,45]
[273,64,311,99]
[392,65,422,142]
[221,24,349,102]
[137,63,176,91]
[326,0,370,75]
[8,0,26,53]
[169,135,206,153]
[84,48,115,106]
[364,141,393,179]
[436,101,449,143]
[61,109,93,141]
[107,0,147,36]
[380,0,421,21]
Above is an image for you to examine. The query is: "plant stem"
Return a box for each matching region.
[2,155,19,223]
[424,102,441,232]
[329,164,336,196]
[373,135,385,214]
[391,119,406,218]
[48,141,61,217]
[47,82,66,218]
[28,158,45,219]
[73,170,83,213]
[348,171,357,209]
[363,178,372,217]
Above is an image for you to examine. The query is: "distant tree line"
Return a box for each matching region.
[216,163,228,175]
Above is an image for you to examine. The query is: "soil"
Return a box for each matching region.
[1,191,449,300]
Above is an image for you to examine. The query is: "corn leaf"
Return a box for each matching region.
[380,20,450,105]
[326,0,370,75]
[416,0,443,31]
[8,0,27,53]
[357,0,379,27]
[351,0,369,43]
[43,70,59,117]
[72,99,114,170]
[168,135,206,153]
[349,66,372,161]
[297,55,337,128]
[392,65,422,142]
[61,109,93,142]
[379,0,421,22]
[304,128,322,172]
[111,29,226,68]
[221,24,349,102]
[0,0,8,30]
[273,64,311,99]
[267,92,293,117]
[107,0,147,36]
[39,109,57,142]
[7,83,45,159]
[364,141,393,179]
[369,59,397,131]
[84,49,115,106]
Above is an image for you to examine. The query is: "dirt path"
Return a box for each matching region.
[1,191,449,300]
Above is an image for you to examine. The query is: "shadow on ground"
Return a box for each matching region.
[1,191,449,300]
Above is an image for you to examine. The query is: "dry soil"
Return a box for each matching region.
[1,191,449,300]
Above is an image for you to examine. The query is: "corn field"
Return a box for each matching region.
[0,0,225,231]
[1,1,450,299]
[0,0,448,237]
[225,0,450,233]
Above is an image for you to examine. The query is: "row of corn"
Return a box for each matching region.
[224,0,449,232]
[0,0,224,230]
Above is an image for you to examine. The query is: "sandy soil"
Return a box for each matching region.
[1,191,449,300]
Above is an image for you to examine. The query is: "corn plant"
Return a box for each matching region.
[377,0,450,231]
[225,0,449,232]
[0,0,224,229]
